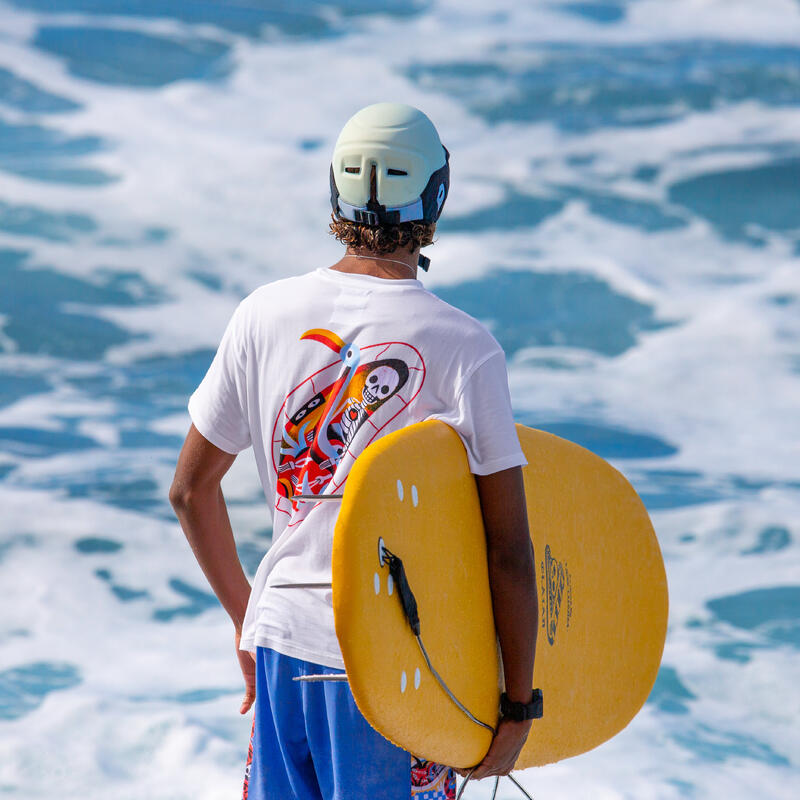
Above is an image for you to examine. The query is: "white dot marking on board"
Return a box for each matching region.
[411,485,419,507]
[387,574,394,596]
[397,479,404,501]
[374,573,380,595]
[400,671,407,693]
[414,667,421,689]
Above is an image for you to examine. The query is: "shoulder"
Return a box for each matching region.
[420,287,503,357]
[216,274,318,352]
[233,271,321,324]
[243,271,319,308]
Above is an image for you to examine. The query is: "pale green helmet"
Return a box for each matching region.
[329,102,450,227]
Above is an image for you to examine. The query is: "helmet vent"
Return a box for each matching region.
[344,166,361,174]
[387,168,408,176]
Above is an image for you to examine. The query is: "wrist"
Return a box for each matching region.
[499,689,543,722]
[499,715,533,731]
[505,689,534,704]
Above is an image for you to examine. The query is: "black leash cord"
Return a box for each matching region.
[381,544,535,800]
[381,546,495,735]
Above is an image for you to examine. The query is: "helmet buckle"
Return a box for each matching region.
[354,208,380,226]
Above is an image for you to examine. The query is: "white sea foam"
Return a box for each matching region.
[0,1,798,798]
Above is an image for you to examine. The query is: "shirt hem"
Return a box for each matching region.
[188,398,250,455]
[240,634,345,670]
[468,451,528,476]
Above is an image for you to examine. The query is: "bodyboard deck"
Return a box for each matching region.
[332,420,668,768]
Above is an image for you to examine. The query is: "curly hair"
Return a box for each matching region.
[329,214,436,255]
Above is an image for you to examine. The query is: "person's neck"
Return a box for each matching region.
[331,247,419,280]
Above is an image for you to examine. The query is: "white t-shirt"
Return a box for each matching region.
[188,267,526,668]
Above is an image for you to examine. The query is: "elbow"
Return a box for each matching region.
[169,482,192,511]
[169,471,223,511]
[488,538,536,582]
[170,479,220,512]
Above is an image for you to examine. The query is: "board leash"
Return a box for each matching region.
[380,537,537,800]
[507,773,535,799]
[413,634,494,734]
[378,538,495,735]
[456,772,534,800]
[455,768,476,799]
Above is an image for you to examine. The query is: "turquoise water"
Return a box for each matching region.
[0,1,798,798]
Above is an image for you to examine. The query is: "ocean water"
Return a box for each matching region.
[0,0,799,797]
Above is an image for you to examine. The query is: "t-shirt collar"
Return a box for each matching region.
[314,267,424,290]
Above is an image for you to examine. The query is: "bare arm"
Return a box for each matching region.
[471,465,538,778]
[169,424,256,713]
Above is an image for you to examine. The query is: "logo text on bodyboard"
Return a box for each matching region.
[541,544,572,645]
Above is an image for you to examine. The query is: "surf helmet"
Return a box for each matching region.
[329,102,449,229]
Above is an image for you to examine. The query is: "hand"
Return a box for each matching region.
[456,717,532,780]
[234,628,256,714]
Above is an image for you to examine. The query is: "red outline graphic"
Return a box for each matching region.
[271,331,426,525]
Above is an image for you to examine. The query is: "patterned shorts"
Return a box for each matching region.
[242,647,455,800]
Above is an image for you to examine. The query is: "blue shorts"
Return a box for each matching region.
[242,647,455,800]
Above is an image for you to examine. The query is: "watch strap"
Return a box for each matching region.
[500,689,543,721]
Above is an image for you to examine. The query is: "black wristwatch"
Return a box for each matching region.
[499,689,543,721]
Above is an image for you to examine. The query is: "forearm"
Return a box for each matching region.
[476,466,539,704]
[487,542,538,702]
[469,516,538,779]
[171,484,252,631]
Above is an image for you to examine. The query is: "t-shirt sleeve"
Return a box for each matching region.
[437,350,527,476]
[187,300,252,455]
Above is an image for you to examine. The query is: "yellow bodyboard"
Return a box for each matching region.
[332,421,668,768]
